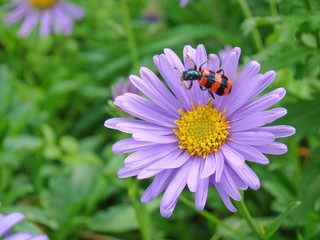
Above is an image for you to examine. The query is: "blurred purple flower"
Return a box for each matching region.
[180,0,189,7]
[0,212,48,240]
[105,45,295,217]
[3,0,84,38]
[111,77,140,100]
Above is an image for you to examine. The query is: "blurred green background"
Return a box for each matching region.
[0,0,320,239]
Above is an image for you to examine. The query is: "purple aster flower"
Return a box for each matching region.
[3,0,84,38]
[105,44,295,217]
[111,77,140,100]
[0,212,48,239]
[180,0,189,7]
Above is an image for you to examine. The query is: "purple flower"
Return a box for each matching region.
[111,77,140,100]
[105,45,295,217]
[0,212,48,240]
[180,0,189,7]
[3,0,84,38]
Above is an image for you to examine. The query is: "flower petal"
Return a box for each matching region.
[114,93,176,127]
[221,144,245,166]
[214,181,238,212]
[227,141,269,165]
[230,131,275,145]
[18,10,40,37]
[161,160,192,209]
[187,157,202,192]
[253,125,296,138]
[195,177,209,210]
[0,212,25,236]
[254,142,288,155]
[112,138,156,154]
[230,108,287,132]
[214,150,225,182]
[124,144,178,167]
[200,153,216,179]
[141,169,175,203]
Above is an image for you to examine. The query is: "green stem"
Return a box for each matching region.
[120,0,139,73]
[268,0,278,16]
[180,195,248,240]
[235,194,265,240]
[237,0,264,52]
[128,178,151,240]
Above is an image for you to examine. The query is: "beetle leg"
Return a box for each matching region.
[199,85,207,91]
[199,60,209,71]
[180,81,193,90]
[209,91,215,100]
[186,81,193,90]
[216,68,225,75]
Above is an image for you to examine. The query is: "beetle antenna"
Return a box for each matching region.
[186,53,197,69]
[173,67,182,75]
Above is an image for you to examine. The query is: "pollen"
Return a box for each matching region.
[30,0,57,9]
[174,102,230,158]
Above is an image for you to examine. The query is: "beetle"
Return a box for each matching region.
[176,54,232,99]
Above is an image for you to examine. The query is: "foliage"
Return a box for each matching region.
[0,0,320,239]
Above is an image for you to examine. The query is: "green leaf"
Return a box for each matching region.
[265,201,301,238]
[87,204,138,233]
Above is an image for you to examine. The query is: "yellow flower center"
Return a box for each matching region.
[174,102,230,158]
[30,0,57,9]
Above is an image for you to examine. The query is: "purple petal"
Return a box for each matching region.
[114,93,176,128]
[147,149,189,170]
[220,167,241,200]
[160,198,178,218]
[112,138,156,154]
[218,61,261,112]
[18,10,40,38]
[0,212,25,236]
[4,5,29,26]
[161,160,192,209]
[230,93,282,121]
[221,144,245,166]
[220,47,241,81]
[227,165,248,190]
[131,69,181,115]
[253,125,296,138]
[117,166,143,178]
[39,9,51,37]
[180,0,189,7]
[30,235,49,240]
[105,117,171,135]
[214,150,225,182]
[254,142,288,155]
[60,2,84,20]
[157,54,190,109]
[230,131,275,145]
[229,164,260,190]
[141,169,175,203]
[208,53,220,72]
[124,144,178,167]
[5,232,34,240]
[230,108,287,132]
[132,132,177,144]
[214,181,237,212]
[187,157,202,192]
[200,153,216,179]
[194,177,209,210]
[54,4,74,36]
[227,141,269,165]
